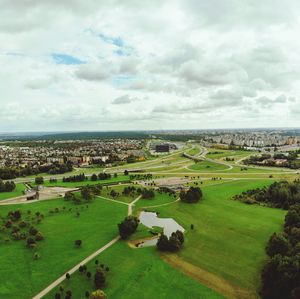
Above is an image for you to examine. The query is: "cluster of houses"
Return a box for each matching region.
[0,139,146,168]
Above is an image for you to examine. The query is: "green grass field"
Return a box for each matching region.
[135,191,178,208]
[0,198,127,299]
[32,175,130,188]
[188,161,230,172]
[149,180,285,297]
[45,241,224,299]
[0,183,26,201]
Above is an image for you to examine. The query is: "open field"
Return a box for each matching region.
[188,160,231,172]
[45,241,224,299]
[32,175,130,188]
[0,197,127,299]
[147,180,285,297]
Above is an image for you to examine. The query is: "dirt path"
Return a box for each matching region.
[161,254,257,299]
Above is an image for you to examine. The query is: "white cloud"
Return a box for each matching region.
[0,0,299,131]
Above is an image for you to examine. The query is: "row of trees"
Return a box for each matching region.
[157,230,184,252]
[261,204,300,299]
[0,180,16,192]
[180,187,203,203]
[63,173,86,183]
[0,162,73,180]
[64,185,102,204]
[91,173,112,181]
[244,152,300,169]
[234,180,300,209]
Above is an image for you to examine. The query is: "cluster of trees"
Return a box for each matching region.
[63,174,86,183]
[0,180,16,192]
[261,203,300,299]
[118,216,139,239]
[65,185,102,204]
[234,180,300,209]
[91,173,112,181]
[157,230,184,252]
[244,152,300,169]
[55,259,109,299]
[1,209,45,250]
[0,162,73,180]
[128,173,153,180]
[139,188,155,199]
[180,187,202,203]
[122,186,136,196]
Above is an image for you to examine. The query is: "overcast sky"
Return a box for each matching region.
[0,0,299,132]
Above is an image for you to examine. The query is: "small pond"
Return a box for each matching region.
[139,211,185,238]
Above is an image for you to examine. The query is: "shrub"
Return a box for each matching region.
[35,231,44,241]
[75,239,82,248]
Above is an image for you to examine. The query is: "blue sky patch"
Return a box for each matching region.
[52,53,86,65]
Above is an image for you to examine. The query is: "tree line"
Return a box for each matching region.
[0,162,73,180]
[233,180,300,209]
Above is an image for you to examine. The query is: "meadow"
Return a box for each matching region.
[0,197,127,299]
[150,180,285,298]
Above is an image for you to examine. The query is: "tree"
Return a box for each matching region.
[156,234,169,251]
[75,239,82,248]
[118,216,139,239]
[266,233,290,257]
[81,186,93,201]
[55,293,61,299]
[35,177,44,185]
[64,192,76,202]
[94,268,105,289]
[124,170,129,176]
[91,174,98,181]
[65,273,70,280]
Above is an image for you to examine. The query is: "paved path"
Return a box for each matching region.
[32,194,142,298]
[32,236,120,299]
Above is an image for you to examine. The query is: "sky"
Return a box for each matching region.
[0,0,300,132]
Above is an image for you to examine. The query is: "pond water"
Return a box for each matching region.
[139,211,185,238]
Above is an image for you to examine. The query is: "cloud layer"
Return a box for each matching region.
[0,0,299,131]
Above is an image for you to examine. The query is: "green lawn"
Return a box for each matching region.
[135,191,178,208]
[100,184,137,203]
[206,149,255,160]
[0,198,127,299]
[188,161,230,172]
[45,241,224,299]
[150,180,285,294]
[33,175,130,188]
[0,183,26,201]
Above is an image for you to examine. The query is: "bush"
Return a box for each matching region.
[75,239,82,248]
[35,231,44,241]
[35,177,44,185]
